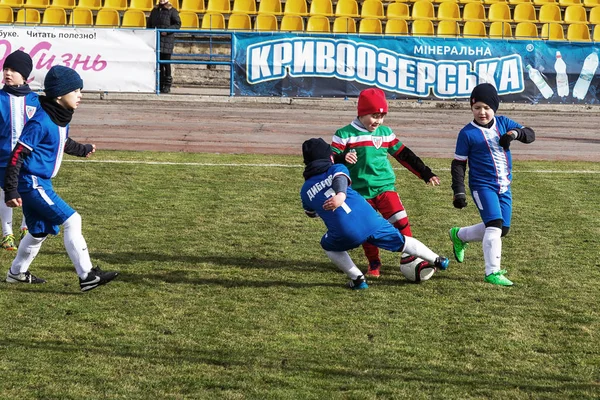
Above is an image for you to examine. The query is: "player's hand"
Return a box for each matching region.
[323,192,346,211]
[499,131,516,150]
[427,176,441,186]
[344,151,357,164]
[85,144,96,157]
[6,198,22,208]
[453,193,467,209]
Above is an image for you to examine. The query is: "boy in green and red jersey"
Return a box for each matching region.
[331,88,441,277]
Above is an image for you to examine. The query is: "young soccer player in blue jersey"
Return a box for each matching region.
[0,50,38,251]
[449,83,535,286]
[4,65,118,292]
[300,138,449,289]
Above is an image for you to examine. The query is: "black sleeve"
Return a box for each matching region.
[331,174,349,194]
[393,146,436,183]
[4,143,31,201]
[513,127,536,144]
[332,152,345,164]
[170,9,181,29]
[451,159,467,196]
[64,138,93,157]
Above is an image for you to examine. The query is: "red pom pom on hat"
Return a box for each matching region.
[357,88,388,116]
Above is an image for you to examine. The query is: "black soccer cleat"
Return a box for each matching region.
[434,257,450,271]
[79,266,118,292]
[6,270,46,284]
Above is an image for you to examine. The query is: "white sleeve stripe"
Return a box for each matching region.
[333,171,352,185]
[17,140,33,151]
[454,154,468,161]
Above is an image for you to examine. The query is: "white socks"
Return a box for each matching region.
[63,213,93,279]
[456,222,486,243]
[483,227,502,276]
[325,250,363,280]
[0,190,13,236]
[401,236,438,264]
[10,234,46,275]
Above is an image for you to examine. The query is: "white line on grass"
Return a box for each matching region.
[64,159,600,174]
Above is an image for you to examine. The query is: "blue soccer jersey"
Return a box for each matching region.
[0,90,39,166]
[17,110,69,192]
[454,116,522,194]
[300,164,388,250]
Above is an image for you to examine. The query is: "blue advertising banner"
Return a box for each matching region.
[233,33,600,104]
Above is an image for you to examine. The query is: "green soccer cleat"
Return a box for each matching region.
[19,228,28,242]
[2,234,17,251]
[449,227,467,263]
[484,270,513,286]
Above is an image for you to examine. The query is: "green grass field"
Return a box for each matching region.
[0,151,598,400]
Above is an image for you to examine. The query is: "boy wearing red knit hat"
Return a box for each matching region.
[331,88,441,277]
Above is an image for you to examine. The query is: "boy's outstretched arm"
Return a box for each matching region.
[451,159,467,209]
[499,127,536,150]
[393,146,440,186]
[64,138,95,157]
[4,142,32,207]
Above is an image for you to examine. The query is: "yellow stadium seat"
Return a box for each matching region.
[385,18,408,34]
[360,0,384,18]
[538,4,562,22]
[332,16,356,32]
[508,0,531,3]
[201,12,225,28]
[533,0,556,5]
[41,6,66,24]
[585,0,600,7]
[69,6,92,25]
[411,0,435,19]
[540,22,565,39]
[462,2,486,20]
[129,0,153,11]
[488,2,512,21]
[489,20,512,37]
[335,0,358,17]
[23,0,50,9]
[309,0,333,16]
[514,21,538,38]
[232,0,256,14]
[437,19,459,35]
[258,0,282,15]
[179,10,199,28]
[559,0,582,5]
[255,12,278,30]
[563,5,588,23]
[206,0,229,13]
[358,17,382,32]
[284,0,308,16]
[566,22,591,40]
[51,0,75,9]
[180,0,204,12]
[228,12,251,29]
[121,9,146,27]
[436,0,459,3]
[0,0,23,7]
[0,4,13,23]
[280,14,304,30]
[463,20,486,36]
[513,3,537,22]
[103,0,127,11]
[484,0,507,4]
[590,6,600,23]
[95,8,120,26]
[76,0,101,10]
[15,8,40,24]
[411,18,434,35]
[306,14,330,31]
[387,2,410,19]
[593,24,600,40]
[437,1,460,20]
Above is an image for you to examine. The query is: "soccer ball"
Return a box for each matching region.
[400,256,435,283]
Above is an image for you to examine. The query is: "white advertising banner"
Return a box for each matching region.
[0,27,156,93]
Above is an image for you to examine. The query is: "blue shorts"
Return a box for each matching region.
[321,221,405,252]
[21,186,75,236]
[471,187,512,227]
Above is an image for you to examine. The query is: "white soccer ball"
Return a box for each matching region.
[400,256,435,283]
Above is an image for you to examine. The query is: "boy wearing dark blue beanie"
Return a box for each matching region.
[0,50,38,251]
[449,83,536,286]
[3,65,118,291]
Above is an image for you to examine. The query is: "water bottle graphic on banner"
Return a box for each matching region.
[526,64,554,99]
[554,51,569,97]
[573,50,599,100]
